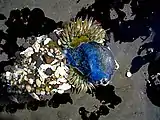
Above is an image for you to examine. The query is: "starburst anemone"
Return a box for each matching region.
[57,17,106,48]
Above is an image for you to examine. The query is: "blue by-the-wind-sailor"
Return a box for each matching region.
[65,42,117,86]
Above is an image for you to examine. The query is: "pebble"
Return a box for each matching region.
[40,91,46,95]
[57,89,64,94]
[36,89,41,95]
[43,54,54,64]
[10,81,14,85]
[45,86,50,92]
[52,89,58,93]
[51,59,59,65]
[57,77,67,83]
[28,78,34,85]
[45,68,53,75]
[4,65,12,72]
[50,49,54,53]
[18,79,22,84]
[33,84,36,87]
[21,85,25,89]
[57,39,62,45]
[24,76,28,81]
[49,81,57,85]
[40,48,45,51]
[56,81,61,84]
[23,42,31,49]
[26,85,32,92]
[28,58,32,63]
[36,79,41,87]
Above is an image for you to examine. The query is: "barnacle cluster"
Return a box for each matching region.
[1,35,71,100]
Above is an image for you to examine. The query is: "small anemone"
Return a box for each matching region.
[67,65,95,93]
[57,17,106,48]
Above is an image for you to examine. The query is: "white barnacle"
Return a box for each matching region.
[40,91,46,95]
[38,68,48,80]
[40,47,45,52]
[44,38,52,45]
[20,47,34,58]
[47,52,55,58]
[32,41,40,52]
[28,57,32,63]
[50,49,54,53]
[57,77,67,83]
[13,72,19,80]
[5,71,13,80]
[49,80,57,85]
[40,64,55,72]
[57,39,62,45]
[51,59,59,65]
[36,35,46,43]
[57,83,71,91]
[55,66,68,78]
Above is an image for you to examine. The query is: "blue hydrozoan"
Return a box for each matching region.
[64,42,116,85]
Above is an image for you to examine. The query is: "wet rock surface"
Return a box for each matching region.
[0,0,160,120]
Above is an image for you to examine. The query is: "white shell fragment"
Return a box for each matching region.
[126,71,132,78]
[30,93,40,101]
[57,89,64,94]
[57,83,71,91]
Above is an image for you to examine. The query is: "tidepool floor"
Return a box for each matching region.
[0,0,160,120]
